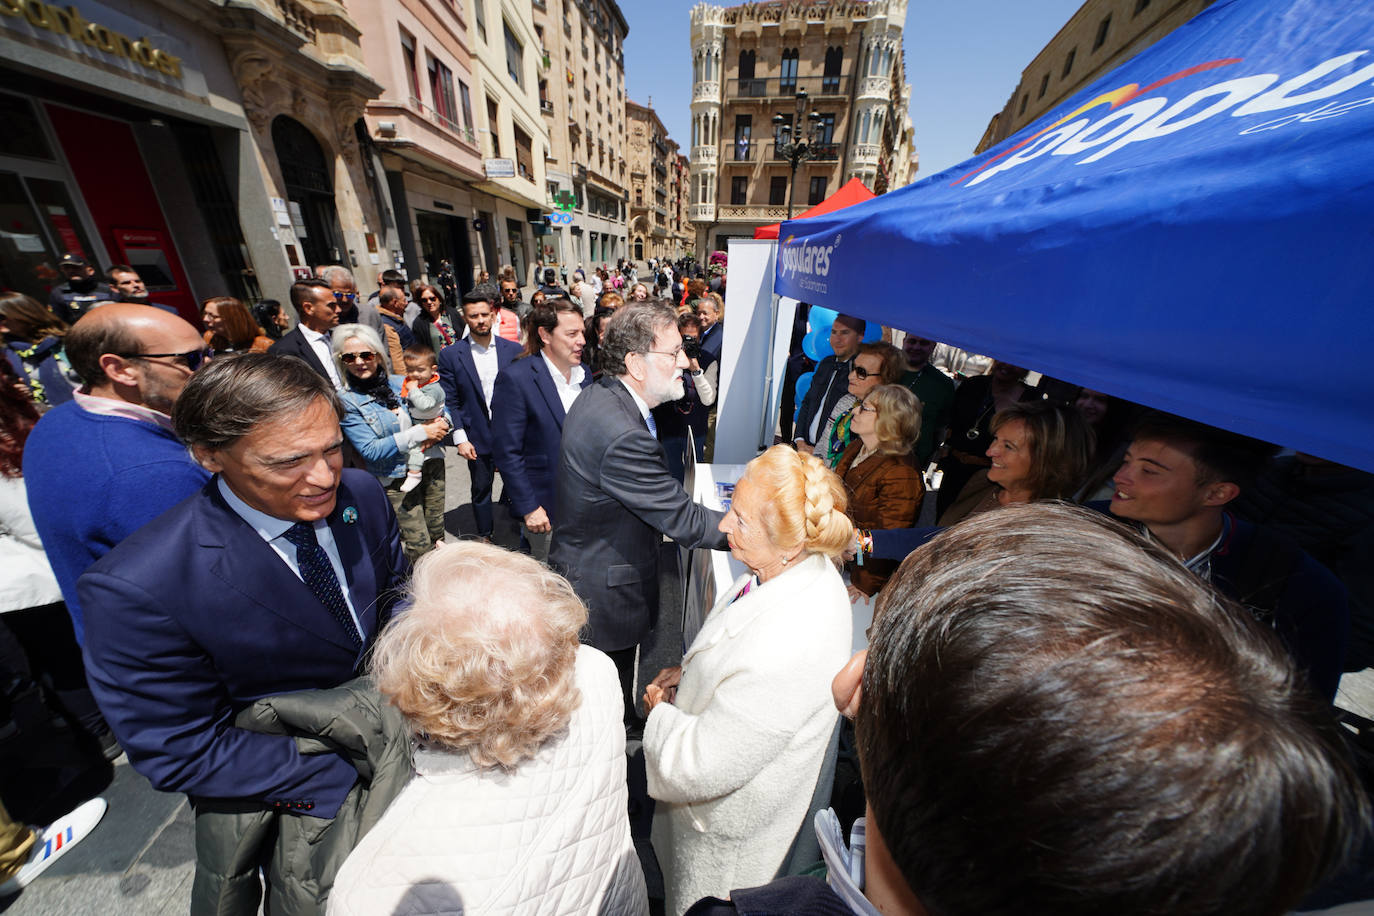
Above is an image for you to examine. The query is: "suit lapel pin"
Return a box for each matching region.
[342,506,358,524]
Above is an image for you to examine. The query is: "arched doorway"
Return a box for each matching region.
[271,115,345,268]
[634,237,644,261]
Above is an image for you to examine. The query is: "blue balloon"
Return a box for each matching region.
[809,306,838,334]
[802,327,833,362]
[793,371,815,420]
[862,322,883,343]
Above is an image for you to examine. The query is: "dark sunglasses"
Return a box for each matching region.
[852,365,876,379]
[120,348,212,371]
[333,291,358,303]
[340,351,378,363]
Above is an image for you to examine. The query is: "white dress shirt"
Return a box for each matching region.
[620,378,652,426]
[216,478,363,639]
[541,352,586,415]
[301,325,343,388]
[470,338,501,417]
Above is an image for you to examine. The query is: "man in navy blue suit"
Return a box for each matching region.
[80,354,408,829]
[491,298,593,560]
[438,291,521,539]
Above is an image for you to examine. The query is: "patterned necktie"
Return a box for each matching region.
[646,411,658,439]
[282,522,361,646]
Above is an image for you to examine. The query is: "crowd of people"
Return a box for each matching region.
[0,255,1370,916]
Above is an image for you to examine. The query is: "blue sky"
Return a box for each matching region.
[622,0,1087,178]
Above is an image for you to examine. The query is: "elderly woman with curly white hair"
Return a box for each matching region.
[329,541,648,916]
[642,445,855,914]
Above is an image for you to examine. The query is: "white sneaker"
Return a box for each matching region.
[0,797,107,895]
[399,473,422,493]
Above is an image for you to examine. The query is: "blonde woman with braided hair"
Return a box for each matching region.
[643,445,854,914]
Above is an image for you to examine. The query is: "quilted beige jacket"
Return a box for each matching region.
[328,646,648,915]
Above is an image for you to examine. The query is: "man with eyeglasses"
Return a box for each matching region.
[23,304,212,647]
[550,301,728,735]
[270,279,343,388]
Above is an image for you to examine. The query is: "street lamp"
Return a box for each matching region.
[773,89,825,219]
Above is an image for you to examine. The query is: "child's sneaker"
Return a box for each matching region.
[0,797,107,895]
[399,472,422,493]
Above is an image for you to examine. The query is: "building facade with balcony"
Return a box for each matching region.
[975,0,1217,153]
[0,0,388,312]
[462,0,550,286]
[626,100,689,265]
[532,0,629,274]
[356,0,487,293]
[687,0,914,255]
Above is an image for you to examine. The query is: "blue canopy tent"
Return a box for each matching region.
[772,0,1374,473]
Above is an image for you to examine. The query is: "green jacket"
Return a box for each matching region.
[190,678,413,916]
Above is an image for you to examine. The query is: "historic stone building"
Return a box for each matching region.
[975,0,1218,153]
[1,0,389,310]
[626,100,690,264]
[532,0,629,273]
[687,0,914,254]
[355,0,486,292]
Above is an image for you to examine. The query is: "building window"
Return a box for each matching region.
[428,56,459,131]
[486,97,501,157]
[459,81,474,133]
[635,188,643,205]
[730,176,747,205]
[816,113,835,145]
[1133,0,1151,15]
[400,31,421,103]
[734,114,752,160]
[1093,15,1112,51]
[780,48,799,96]
[823,46,843,94]
[738,49,755,80]
[808,176,827,206]
[769,176,787,205]
[1018,94,1029,115]
[1038,73,1050,99]
[1062,48,1076,78]
[474,0,487,43]
[504,22,524,87]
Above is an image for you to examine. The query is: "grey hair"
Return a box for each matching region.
[598,300,677,378]
[318,265,355,288]
[330,323,386,377]
[172,353,342,451]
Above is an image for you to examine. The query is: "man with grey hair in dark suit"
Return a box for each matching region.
[550,300,728,732]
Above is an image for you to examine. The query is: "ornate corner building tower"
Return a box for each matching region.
[687,0,915,256]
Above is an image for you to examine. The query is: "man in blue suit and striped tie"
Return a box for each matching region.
[80,355,408,836]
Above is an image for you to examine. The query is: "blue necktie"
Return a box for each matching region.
[283,522,361,646]
[646,412,658,439]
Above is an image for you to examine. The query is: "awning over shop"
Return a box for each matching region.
[772,0,1374,472]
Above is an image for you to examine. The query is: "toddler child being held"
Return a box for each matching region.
[400,345,446,494]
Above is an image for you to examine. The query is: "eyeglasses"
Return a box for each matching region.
[333,291,358,303]
[640,348,684,360]
[419,294,440,302]
[856,402,878,414]
[340,351,378,363]
[121,348,212,371]
[851,365,877,380]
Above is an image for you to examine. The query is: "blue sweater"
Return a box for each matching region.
[23,401,210,643]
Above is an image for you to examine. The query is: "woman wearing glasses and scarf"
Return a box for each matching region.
[812,342,906,469]
[332,324,451,561]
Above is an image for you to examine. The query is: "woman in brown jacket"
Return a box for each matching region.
[836,384,924,599]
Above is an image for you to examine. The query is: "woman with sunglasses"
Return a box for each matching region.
[409,284,463,353]
[837,384,924,601]
[332,324,452,561]
[812,342,906,469]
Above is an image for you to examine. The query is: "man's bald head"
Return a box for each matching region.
[66,303,204,389]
